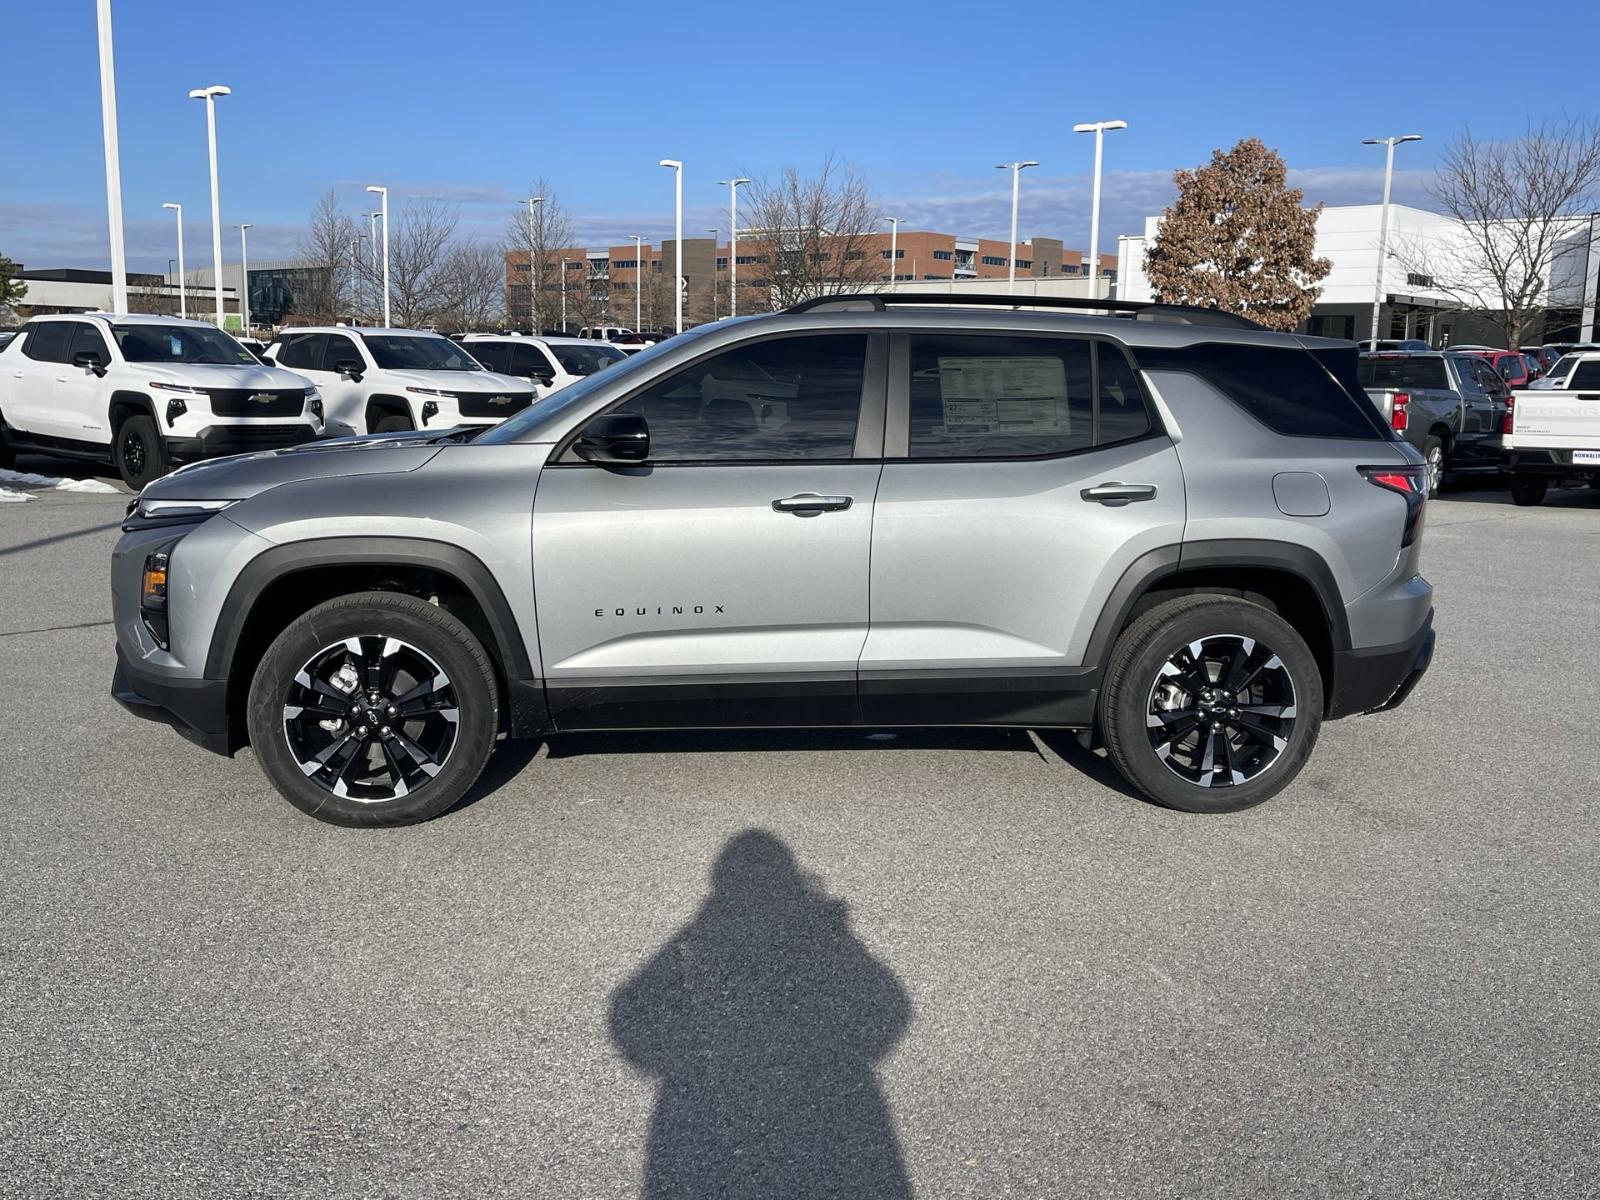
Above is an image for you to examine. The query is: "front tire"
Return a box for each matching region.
[246,592,499,826]
[116,414,169,489]
[1510,475,1547,507]
[1100,595,1324,814]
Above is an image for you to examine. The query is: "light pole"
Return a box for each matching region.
[631,234,644,332]
[707,229,720,317]
[995,161,1038,293]
[526,195,543,331]
[1581,209,1600,344]
[660,159,684,333]
[718,177,750,317]
[366,185,390,327]
[236,223,251,334]
[1073,119,1127,292]
[161,203,186,319]
[187,84,231,326]
[96,0,128,313]
[885,217,899,287]
[1362,135,1423,349]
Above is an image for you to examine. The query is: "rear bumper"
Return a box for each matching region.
[167,422,320,461]
[1508,449,1600,477]
[1328,612,1435,718]
[111,645,232,755]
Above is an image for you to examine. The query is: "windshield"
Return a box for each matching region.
[364,334,484,372]
[112,324,257,365]
[477,328,711,444]
[550,343,625,376]
[1357,356,1447,389]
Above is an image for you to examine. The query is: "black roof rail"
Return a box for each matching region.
[783,291,1266,331]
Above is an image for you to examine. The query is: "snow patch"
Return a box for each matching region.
[0,468,120,495]
[0,487,34,503]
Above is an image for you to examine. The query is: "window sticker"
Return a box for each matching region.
[936,356,1070,434]
[169,335,183,356]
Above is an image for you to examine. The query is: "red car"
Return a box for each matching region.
[1467,349,1537,389]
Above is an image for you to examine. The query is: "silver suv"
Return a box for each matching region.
[110,295,1436,826]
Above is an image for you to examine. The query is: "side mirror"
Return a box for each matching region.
[73,351,105,376]
[531,370,556,387]
[335,360,364,381]
[573,412,649,464]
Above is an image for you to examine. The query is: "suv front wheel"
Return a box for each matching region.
[1099,595,1324,814]
[246,591,499,826]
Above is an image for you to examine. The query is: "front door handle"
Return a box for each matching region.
[1081,482,1158,507]
[772,493,853,514]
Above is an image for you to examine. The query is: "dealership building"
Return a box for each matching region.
[1117,203,1600,346]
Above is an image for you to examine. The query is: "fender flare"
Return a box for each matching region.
[203,536,535,682]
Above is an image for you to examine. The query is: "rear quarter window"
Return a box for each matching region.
[1358,356,1448,390]
[1139,342,1389,440]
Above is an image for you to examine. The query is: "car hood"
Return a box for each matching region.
[137,430,446,502]
[382,369,531,393]
[140,362,312,391]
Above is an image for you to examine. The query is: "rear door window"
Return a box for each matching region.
[906,334,1095,458]
[22,322,73,363]
[275,334,326,371]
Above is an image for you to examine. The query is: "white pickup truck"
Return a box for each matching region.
[1504,351,1600,505]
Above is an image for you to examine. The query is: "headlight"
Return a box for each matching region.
[148,381,207,396]
[135,497,237,520]
[404,386,456,398]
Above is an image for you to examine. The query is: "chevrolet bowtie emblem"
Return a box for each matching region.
[488,395,513,405]
[247,392,274,404]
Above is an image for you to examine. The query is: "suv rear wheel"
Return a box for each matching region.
[116,413,168,489]
[1100,595,1324,814]
[246,591,499,826]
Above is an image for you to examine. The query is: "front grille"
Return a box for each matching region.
[223,424,309,439]
[453,389,534,419]
[204,388,307,418]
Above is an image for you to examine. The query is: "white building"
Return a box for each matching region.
[1117,203,1600,346]
[6,267,237,321]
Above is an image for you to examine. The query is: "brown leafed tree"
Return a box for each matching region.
[1393,118,1600,346]
[741,156,883,311]
[1145,138,1330,331]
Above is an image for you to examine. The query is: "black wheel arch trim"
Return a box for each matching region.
[108,390,158,429]
[203,536,536,684]
[1173,539,1351,652]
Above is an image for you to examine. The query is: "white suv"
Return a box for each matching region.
[263,327,534,436]
[0,313,323,487]
[461,334,626,396]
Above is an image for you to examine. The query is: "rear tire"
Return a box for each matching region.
[115,414,169,490]
[0,421,15,469]
[1510,475,1547,507]
[1099,595,1323,814]
[246,591,499,827]
[1422,436,1445,498]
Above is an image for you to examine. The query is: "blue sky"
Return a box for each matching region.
[2,0,1587,273]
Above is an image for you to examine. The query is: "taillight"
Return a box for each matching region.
[1390,391,1409,432]
[1502,392,1516,435]
[1360,465,1427,548]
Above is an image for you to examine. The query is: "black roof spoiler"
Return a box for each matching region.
[783,291,1266,331]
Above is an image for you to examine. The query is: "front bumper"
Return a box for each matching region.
[167,422,320,462]
[1328,612,1436,718]
[112,644,232,755]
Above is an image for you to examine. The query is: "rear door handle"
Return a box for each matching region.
[772,493,853,514]
[1081,482,1158,506]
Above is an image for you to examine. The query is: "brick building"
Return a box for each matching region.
[505,231,1117,332]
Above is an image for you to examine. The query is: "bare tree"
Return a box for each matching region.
[502,180,576,332]
[1144,138,1330,331]
[435,240,506,333]
[295,190,358,323]
[381,199,460,329]
[741,156,883,310]
[1393,119,1600,346]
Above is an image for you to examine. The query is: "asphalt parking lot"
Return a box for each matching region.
[2,459,1596,1199]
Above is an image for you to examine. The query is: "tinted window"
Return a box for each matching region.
[364,334,482,371]
[1096,342,1153,444]
[112,323,256,365]
[614,334,866,462]
[1141,343,1388,440]
[274,334,324,371]
[550,343,625,376]
[1473,360,1507,395]
[508,344,554,378]
[1358,356,1448,389]
[323,335,364,372]
[68,323,110,365]
[1451,357,1484,393]
[1572,361,1600,389]
[23,322,73,364]
[908,335,1094,458]
[468,342,511,373]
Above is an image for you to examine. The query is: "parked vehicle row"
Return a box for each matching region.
[1505,350,1600,506]
[1357,350,1510,497]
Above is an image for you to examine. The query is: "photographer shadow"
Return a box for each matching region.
[609,829,914,1199]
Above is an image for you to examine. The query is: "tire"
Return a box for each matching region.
[1422,435,1445,499]
[246,591,499,827]
[1099,594,1324,814]
[1510,475,1547,507]
[0,421,14,469]
[115,413,169,490]
[371,412,412,435]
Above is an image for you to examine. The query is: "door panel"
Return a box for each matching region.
[10,322,74,439]
[531,462,881,727]
[55,324,112,441]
